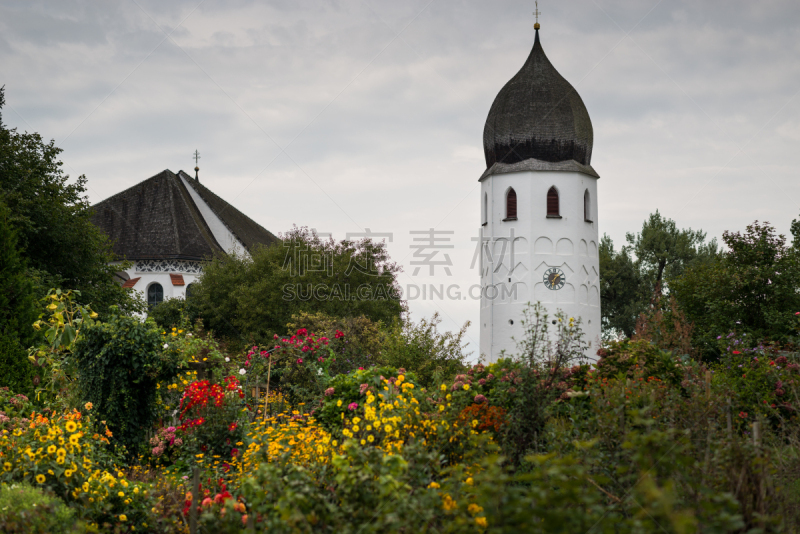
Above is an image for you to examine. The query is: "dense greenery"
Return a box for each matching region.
[73,310,177,455]
[192,226,404,344]
[673,221,800,356]
[0,200,38,396]
[600,211,719,337]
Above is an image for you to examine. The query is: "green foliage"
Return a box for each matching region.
[315,366,418,431]
[599,234,645,338]
[73,310,178,455]
[28,289,99,408]
[0,483,92,534]
[0,332,35,398]
[287,311,385,372]
[0,200,39,395]
[673,221,800,356]
[148,297,200,332]
[595,339,686,387]
[380,312,469,388]
[192,226,404,344]
[600,212,719,338]
[0,88,143,317]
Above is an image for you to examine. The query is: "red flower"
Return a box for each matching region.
[231,448,239,457]
[334,330,344,339]
[738,411,748,419]
[297,358,303,364]
[229,422,238,432]
[732,350,741,355]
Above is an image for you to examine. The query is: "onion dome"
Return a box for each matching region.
[482,29,597,178]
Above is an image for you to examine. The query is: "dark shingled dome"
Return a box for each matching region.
[483,30,593,170]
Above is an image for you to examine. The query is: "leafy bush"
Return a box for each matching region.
[595,338,686,387]
[0,331,35,397]
[148,297,200,332]
[192,226,404,344]
[380,312,469,388]
[73,310,178,455]
[0,483,90,533]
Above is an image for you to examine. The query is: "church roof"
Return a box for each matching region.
[482,29,597,178]
[91,169,279,261]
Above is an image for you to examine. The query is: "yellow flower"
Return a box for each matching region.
[367,435,374,443]
[3,462,11,471]
[468,503,484,514]
[352,425,359,432]
[442,494,457,511]
[360,439,366,445]
[56,448,66,457]
[119,514,127,522]
[440,383,447,392]
[463,384,470,391]
[475,517,488,528]
[465,477,474,486]
[65,421,77,433]
[47,444,57,454]
[82,482,90,492]
[337,400,342,407]
[428,481,440,489]
[397,374,405,382]
[65,469,74,477]
[118,491,125,497]
[438,404,445,412]
[36,474,46,484]
[384,425,392,433]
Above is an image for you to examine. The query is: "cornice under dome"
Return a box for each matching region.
[482,29,597,177]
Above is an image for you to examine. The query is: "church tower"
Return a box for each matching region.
[479,22,601,361]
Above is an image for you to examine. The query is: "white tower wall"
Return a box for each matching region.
[479,170,601,361]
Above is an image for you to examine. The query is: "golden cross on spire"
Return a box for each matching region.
[533,1,541,30]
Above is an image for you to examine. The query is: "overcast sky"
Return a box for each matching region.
[2,0,799,358]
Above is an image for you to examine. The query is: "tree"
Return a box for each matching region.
[0,87,143,316]
[0,199,38,395]
[626,210,718,296]
[193,226,404,345]
[599,234,644,338]
[600,212,719,339]
[672,220,800,357]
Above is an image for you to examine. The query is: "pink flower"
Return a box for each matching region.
[474,394,487,404]
[231,448,239,457]
[478,379,486,386]
[359,383,369,395]
[325,387,335,396]
[297,358,303,364]
[358,367,364,370]
[348,402,359,411]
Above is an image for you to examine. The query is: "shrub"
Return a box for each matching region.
[0,482,90,533]
[595,338,686,387]
[73,309,178,455]
[380,312,470,388]
[148,297,200,332]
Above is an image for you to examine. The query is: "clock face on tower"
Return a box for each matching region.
[544,267,565,290]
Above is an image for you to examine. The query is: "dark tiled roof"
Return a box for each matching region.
[91,169,278,261]
[178,171,280,251]
[483,30,594,170]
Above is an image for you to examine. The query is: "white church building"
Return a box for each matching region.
[91,169,279,310]
[479,24,601,361]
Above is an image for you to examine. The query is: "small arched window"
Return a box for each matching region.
[505,188,517,220]
[483,193,488,225]
[186,283,195,300]
[584,189,592,222]
[547,186,560,217]
[148,283,164,309]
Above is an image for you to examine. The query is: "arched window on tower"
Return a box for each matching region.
[547,186,560,217]
[483,193,488,226]
[584,189,592,222]
[505,188,517,220]
[148,283,163,310]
